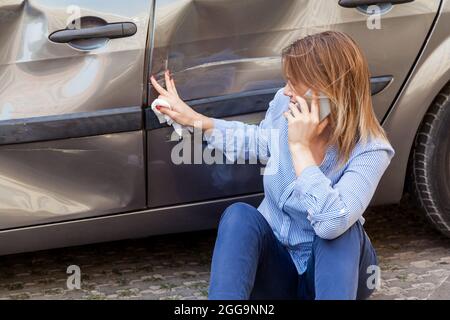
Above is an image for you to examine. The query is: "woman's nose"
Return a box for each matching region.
[283,86,292,97]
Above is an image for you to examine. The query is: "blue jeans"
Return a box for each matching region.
[208,202,378,300]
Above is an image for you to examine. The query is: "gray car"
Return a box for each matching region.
[0,0,449,255]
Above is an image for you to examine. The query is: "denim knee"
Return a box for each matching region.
[312,220,364,249]
[310,221,376,300]
[218,202,268,235]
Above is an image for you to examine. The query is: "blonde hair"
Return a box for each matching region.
[282,31,388,165]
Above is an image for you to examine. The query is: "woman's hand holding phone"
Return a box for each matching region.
[149,70,214,130]
[284,91,330,150]
[283,90,331,176]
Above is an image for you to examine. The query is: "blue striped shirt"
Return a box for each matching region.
[203,88,395,274]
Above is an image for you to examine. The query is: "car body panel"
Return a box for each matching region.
[147,112,267,207]
[0,193,263,255]
[0,131,146,230]
[0,0,151,228]
[0,0,151,119]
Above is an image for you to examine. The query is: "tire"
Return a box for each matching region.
[410,83,450,237]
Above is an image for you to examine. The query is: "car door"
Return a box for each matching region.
[0,0,153,229]
[146,0,441,208]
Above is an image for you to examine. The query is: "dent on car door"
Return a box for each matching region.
[0,0,152,229]
[146,0,441,208]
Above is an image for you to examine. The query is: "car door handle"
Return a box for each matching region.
[338,0,414,8]
[49,22,137,43]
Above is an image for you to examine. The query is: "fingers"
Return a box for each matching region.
[283,110,295,123]
[150,75,169,96]
[164,70,175,94]
[310,91,320,122]
[156,94,170,103]
[288,101,301,118]
[317,117,329,134]
[295,95,309,115]
[170,77,178,96]
[152,70,179,97]
[158,106,179,120]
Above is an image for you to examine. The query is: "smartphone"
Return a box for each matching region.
[304,89,331,121]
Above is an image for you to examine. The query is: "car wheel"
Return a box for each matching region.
[410,83,450,237]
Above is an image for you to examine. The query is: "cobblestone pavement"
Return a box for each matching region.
[0,194,449,300]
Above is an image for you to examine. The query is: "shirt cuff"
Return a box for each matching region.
[293,165,330,197]
[203,118,227,145]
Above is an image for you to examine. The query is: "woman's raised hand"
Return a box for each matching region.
[283,91,329,150]
[149,70,213,130]
[283,91,330,176]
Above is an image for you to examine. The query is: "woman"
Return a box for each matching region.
[150,31,395,300]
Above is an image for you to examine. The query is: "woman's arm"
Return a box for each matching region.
[203,118,272,162]
[150,70,281,162]
[291,144,394,240]
[201,90,282,162]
